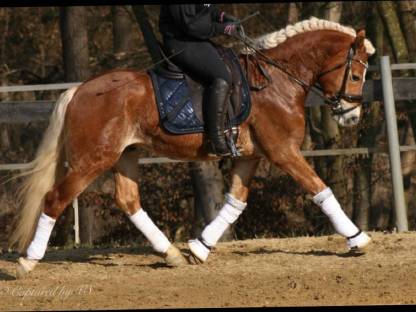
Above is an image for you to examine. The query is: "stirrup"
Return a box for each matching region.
[226,132,241,158]
[206,138,232,157]
[224,123,241,158]
[208,126,242,158]
[207,146,232,157]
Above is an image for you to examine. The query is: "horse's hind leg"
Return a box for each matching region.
[17,164,111,278]
[113,150,187,266]
[188,157,260,263]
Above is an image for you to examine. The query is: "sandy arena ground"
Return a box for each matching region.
[0,231,415,310]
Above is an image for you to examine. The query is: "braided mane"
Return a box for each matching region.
[244,16,375,55]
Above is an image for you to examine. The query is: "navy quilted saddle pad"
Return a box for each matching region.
[148,48,251,135]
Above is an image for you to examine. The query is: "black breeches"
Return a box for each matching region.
[163,38,232,85]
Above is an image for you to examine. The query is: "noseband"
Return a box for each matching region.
[315,47,368,116]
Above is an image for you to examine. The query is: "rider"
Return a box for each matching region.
[159,4,242,156]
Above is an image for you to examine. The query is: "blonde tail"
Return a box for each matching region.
[9,86,78,253]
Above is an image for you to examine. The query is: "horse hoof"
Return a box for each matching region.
[16,257,38,279]
[187,239,210,264]
[164,245,188,267]
[187,252,204,265]
[347,231,372,253]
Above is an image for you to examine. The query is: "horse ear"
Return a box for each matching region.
[356,29,366,38]
[354,29,366,50]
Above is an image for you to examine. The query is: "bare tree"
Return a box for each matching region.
[323,1,342,21]
[59,6,92,245]
[398,0,416,63]
[377,1,409,63]
[397,0,416,222]
[352,5,385,231]
[376,1,416,229]
[112,6,134,57]
[397,0,416,133]
[60,6,90,82]
[189,162,232,241]
[287,3,299,24]
[0,8,11,151]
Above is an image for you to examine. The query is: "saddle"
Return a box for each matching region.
[148,45,251,138]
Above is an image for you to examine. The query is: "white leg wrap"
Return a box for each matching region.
[26,213,56,260]
[129,209,171,254]
[188,238,211,262]
[313,187,359,238]
[189,193,246,262]
[201,193,247,246]
[347,231,371,249]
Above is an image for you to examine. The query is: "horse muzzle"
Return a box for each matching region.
[331,99,361,127]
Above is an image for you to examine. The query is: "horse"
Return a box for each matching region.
[10,17,375,277]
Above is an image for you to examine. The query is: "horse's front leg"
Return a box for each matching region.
[188,157,260,263]
[265,143,371,251]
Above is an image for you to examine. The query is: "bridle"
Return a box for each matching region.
[315,46,368,116]
[238,33,368,116]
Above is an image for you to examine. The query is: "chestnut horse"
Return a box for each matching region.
[11,17,375,277]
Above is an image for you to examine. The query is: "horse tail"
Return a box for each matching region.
[9,86,78,253]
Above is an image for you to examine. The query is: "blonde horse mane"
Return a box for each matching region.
[243,16,375,55]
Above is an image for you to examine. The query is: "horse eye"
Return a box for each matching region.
[351,74,361,82]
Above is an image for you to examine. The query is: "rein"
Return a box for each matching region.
[237,32,368,116]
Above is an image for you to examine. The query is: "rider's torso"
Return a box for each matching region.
[159,4,219,40]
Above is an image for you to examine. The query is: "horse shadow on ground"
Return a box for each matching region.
[232,248,366,258]
[0,246,180,270]
[0,269,16,281]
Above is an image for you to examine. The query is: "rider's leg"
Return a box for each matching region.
[164,38,232,156]
[205,77,232,156]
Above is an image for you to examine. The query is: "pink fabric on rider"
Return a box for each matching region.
[224,24,235,35]
[220,11,225,23]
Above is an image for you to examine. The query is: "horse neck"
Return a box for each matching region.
[267,30,353,88]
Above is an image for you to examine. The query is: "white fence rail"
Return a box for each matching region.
[0,82,81,93]
[0,62,413,94]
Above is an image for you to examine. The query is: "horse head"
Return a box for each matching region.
[247,18,376,128]
[316,29,375,127]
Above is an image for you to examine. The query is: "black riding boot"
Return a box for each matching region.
[205,78,232,156]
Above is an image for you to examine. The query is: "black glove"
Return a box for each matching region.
[223,22,243,37]
[223,13,240,24]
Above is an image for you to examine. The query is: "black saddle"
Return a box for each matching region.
[148,44,251,135]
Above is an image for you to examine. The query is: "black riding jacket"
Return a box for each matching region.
[159,4,226,40]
